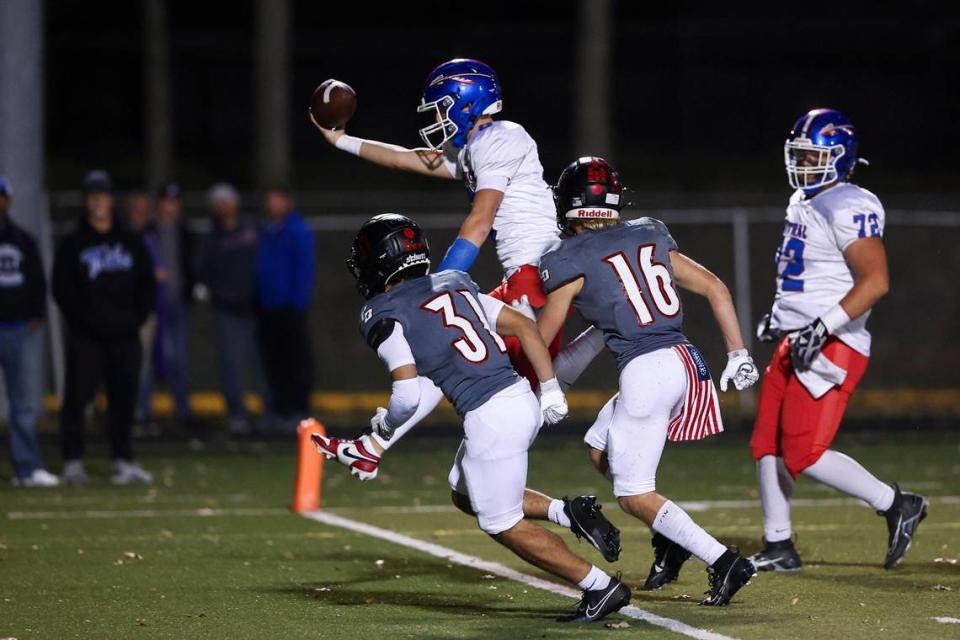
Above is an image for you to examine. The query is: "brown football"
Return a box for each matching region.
[310,79,357,130]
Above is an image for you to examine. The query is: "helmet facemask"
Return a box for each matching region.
[417,95,458,149]
[784,138,846,191]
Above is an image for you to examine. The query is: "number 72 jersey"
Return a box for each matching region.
[770,182,885,356]
[539,217,688,373]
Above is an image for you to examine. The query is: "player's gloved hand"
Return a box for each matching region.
[369,407,393,441]
[539,377,569,425]
[756,313,779,343]
[509,294,536,321]
[789,318,829,369]
[720,349,759,391]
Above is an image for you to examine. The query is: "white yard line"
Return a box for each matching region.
[302,509,736,640]
[342,495,960,515]
[5,507,288,520]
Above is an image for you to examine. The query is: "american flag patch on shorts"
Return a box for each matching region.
[667,343,724,442]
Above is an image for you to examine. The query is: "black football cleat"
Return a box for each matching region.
[880,483,928,569]
[749,537,802,572]
[643,533,692,590]
[701,551,756,606]
[563,496,622,562]
[559,576,631,623]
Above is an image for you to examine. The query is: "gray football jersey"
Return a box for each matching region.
[359,270,519,415]
[539,218,687,371]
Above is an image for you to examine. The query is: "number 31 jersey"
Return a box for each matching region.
[539,218,687,372]
[359,271,519,415]
[770,182,885,356]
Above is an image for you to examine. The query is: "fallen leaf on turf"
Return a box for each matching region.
[313,587,332,593]
[375,559,384,567]
[481,574,496,580]
[672,594,691,600]
[114,551,144,565]
[931,584,952,591]
[488,586,498,590]
[605,621,631,629]
[30,545,39,551]
[136,618,146,626]
[933,557,958,565]
[791,597,799,605]
[0,542,7,551]
[859,603,865,607]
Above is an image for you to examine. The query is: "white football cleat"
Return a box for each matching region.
[311,433,381,481]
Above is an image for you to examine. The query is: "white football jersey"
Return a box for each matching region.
[769,182,885,356]
[442,120,560,273]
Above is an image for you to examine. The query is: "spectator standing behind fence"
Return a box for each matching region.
[53,170,157,485]
[0,177,59,487]
[152,182,196,428]
[197,183,263,435]
[123,192,162,435]
[255,188,315,428]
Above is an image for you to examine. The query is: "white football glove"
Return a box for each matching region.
[539,377,569,425]
[720,349,759,391]
[509,294,536,321]
[370,406,393,440]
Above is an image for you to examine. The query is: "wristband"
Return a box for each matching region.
[437,237,480,272]
[335,134,363,156]
[820,304,851,334]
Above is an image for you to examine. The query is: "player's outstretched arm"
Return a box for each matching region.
[536,278,583,348]
[436,189,503,272]
[310,114,455,179]
[490,301,568,424]
[671,251,759,391]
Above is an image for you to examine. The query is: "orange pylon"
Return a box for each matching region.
[292,418,326,512]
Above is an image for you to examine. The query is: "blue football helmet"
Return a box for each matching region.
[417,58,502,149]
[784,108,864,193]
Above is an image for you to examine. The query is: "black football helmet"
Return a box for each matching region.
[553,156,625,236]
[347,213,431,299]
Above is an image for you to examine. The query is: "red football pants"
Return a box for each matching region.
[749,336,869,478]
[488,265,563,390]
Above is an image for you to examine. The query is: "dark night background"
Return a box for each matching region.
[46,1,960,204]
[32,1,960,398]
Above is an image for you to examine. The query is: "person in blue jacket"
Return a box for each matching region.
[255,187,315,423]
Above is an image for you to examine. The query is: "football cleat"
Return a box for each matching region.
[563,496,622,562]
[749,538,802,572]
[643,533,692,590]
[311,433,381,481]
[701,551,756,606]
[880,483,928,569]
[558,575,631,623]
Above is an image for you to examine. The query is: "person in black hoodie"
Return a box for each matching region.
[0,176,59,487]
[53,170,157,485]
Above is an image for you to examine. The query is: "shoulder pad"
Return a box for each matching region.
[366,317,397,350]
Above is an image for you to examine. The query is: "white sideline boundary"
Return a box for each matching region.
[302,509,736,640]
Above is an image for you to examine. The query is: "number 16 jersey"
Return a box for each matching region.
[770,182,885,357]
[539,218,687,373]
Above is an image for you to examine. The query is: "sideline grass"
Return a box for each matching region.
[1,430,958,639]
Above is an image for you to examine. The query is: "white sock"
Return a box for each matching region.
[802,449,895,511]
[652,500,727,565]
[553,326,606,389]
[758,455,794,542]
[370,377,444,450]
[577,565,611,591]
[548,499,571,528]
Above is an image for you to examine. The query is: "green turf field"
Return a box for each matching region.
[1,429,958,639]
